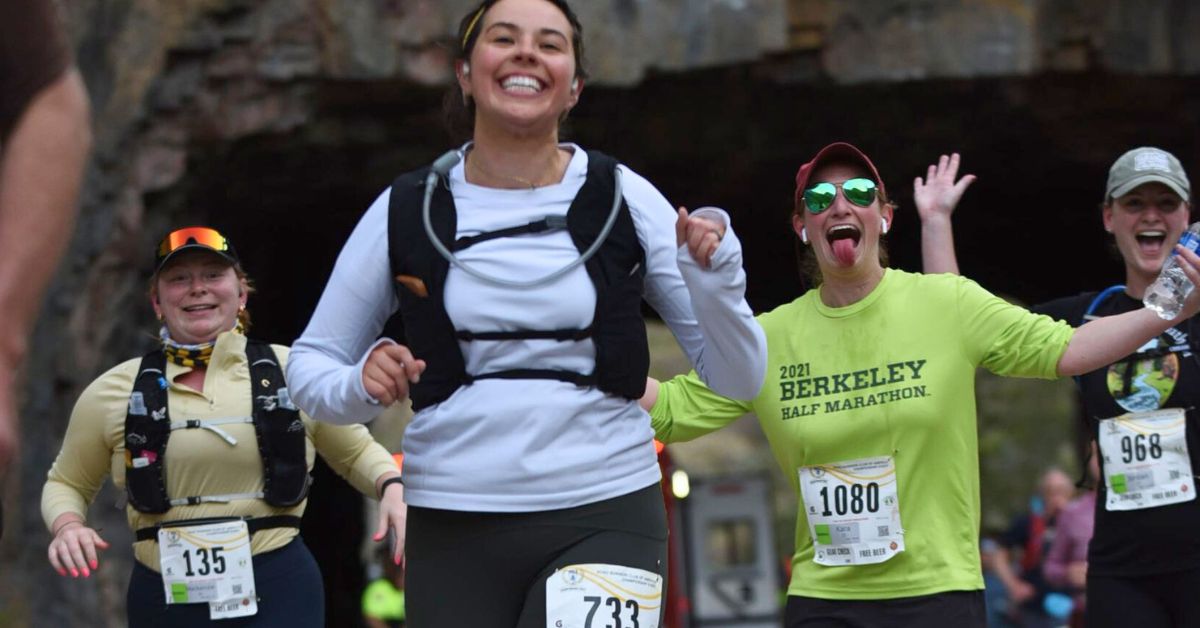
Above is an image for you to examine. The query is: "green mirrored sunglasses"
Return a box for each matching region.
[803,178,878,214]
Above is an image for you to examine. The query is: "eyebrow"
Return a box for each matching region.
[485,21,569,41]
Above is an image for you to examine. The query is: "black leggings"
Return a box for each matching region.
[785,590,986,628]
[126,537,324,628]
[405,483,668,628]
[1087,567,1200,628]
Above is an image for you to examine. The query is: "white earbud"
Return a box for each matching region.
[571,78,580,94]
[800,227,808,244]
[881,218,889,234]
[462,62,471,76]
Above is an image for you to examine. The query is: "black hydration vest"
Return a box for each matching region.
[124,339,310,514]
[387,150,650,412]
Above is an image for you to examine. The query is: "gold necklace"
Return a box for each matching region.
[466,152,558,189]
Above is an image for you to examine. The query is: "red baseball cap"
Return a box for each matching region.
[794,142,886,211]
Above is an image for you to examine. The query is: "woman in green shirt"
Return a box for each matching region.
[643,142,1200,627]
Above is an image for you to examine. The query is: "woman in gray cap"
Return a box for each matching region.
[923,147,1200,628]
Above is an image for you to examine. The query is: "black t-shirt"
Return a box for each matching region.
[1035,290,1200,577]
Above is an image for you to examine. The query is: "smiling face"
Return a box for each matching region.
[793,161,892,278]
[151,250,247,345]
[457,0,581,137]
[1103,182,1190,286]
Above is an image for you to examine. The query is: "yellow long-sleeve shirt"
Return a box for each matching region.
[42,331,398,570]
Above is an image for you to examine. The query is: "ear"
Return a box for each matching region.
[1102,202,1114,233]
[792,213,806,243]
[880,203,895,232]
[238,278,250,308]
[567,77,583,108]
[150,288,163,320]
[456,60,473,99]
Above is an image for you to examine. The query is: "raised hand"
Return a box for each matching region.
[914,153,976,224]
[676,207,726,269]
[915,153,975,275]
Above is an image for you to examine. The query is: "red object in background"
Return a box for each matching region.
[657,441,688,628]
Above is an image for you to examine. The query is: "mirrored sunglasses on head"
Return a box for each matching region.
[803,178,878,214]
[157,227,231,258]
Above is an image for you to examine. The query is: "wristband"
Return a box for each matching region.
[378,476,404,499]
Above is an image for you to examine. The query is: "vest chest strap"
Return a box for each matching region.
[451,214,569,252]
[463,369,597,387]
[456,326,593,342]
[168,491,266,508]
[168,416,254,446]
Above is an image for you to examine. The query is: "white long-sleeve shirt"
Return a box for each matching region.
[288,145,766,511]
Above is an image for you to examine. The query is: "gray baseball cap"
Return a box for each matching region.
[1106,147,1190,201]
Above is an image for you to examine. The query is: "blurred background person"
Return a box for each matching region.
[0,0,92,534]
[1044,442,1100,628]
[992,467,1075,627]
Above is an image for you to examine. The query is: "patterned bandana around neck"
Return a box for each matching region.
[160,321,244,368]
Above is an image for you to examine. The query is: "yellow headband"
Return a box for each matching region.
[462,6,486,50]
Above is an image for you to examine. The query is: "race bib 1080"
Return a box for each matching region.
[799,455,904,566]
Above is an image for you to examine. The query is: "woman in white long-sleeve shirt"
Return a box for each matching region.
[286,1,767,626]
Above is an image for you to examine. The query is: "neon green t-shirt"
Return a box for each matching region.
[651,269,1074,600]
[362,578,405,622]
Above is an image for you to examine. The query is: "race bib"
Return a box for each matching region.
[1099,408,1195,511]
[158,520,258,620]
[799,455,904,566]
[545,564,662,628]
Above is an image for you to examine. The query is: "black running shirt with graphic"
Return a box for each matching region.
[1036,290,1200,577]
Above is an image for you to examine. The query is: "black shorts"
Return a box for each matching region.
[405,483,668,628]
[785,590,986,628]
[1087,567,1200,628]
[126,537,324,628]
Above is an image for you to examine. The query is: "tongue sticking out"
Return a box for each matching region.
[832,238,857,265]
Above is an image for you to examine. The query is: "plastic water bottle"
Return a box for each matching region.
[1144,222,1200,319]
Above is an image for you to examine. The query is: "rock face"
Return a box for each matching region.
[6,0,1200,624]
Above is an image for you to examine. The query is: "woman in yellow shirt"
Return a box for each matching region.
[42,227,406,627]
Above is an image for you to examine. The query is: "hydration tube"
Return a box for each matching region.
[1075,284,1126,387]
[421,149,624,289]
[1081,284,1127,322]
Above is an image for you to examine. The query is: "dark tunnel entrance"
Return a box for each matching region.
[177,67,1200,326]
[152,66,1200,623]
